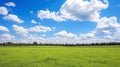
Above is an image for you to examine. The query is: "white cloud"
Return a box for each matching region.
[0,25,9,32]
[12,24,53,37]
[89,16,120,42]
[3,14,24,23]
[37,0,108,22]
[1,33,15,40]
[31,19,37,24]
[16,36,46,43]
[12,25,43,43]
[80,33,95,39]
[11,24,54,43]
[29,25,52,32]
[37,9,65,22]
[54,30,77,38]
[60,0,108,21]
[5,2,16,7]
[114,27,120,40]
[13,33,116,44]
[94,16,120,35]
[12,25,28,36]
[0,33,15,42]
[12,30,78,44]
[0,6,8,15]
[104,35,113,39]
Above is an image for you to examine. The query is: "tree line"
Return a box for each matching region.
[0,42,120,46]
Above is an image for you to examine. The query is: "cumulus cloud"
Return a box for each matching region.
[114,27,120,40]
[104,35,113,39]
[60,0,108,21]
[3,14,24,23]
[13,33,114,44]
[87,16,120,43]
[80,33,95,40]
[0,6,8,15]
[37,9,65,22]
[0,33,15,42]
[1,33,15,40]
[12,25,44,43]
[54,30,77,38]
[94,16,120,35]
[11,30,78,44]
[12,25,28,36]
[12,24,53,37]
[11,24,54,43]
[0,25,9,32]
[37,0,108,22]
[5,2,16,7]
[29,25,52,32]
[31,19,37,24]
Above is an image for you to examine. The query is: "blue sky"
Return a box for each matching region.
[0,0,120,44]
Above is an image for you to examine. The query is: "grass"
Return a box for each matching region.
[0,46,120,67]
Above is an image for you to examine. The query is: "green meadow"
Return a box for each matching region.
[0,46,120,67]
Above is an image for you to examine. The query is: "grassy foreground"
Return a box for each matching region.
[0,46,120,67]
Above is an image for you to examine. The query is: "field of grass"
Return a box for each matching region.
[0,46,120,67]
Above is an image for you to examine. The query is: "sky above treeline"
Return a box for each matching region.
[0,0,120,44]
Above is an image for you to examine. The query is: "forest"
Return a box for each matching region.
[0,42,120,46]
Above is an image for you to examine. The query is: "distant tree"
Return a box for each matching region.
[33,42,37,46]
[6,42,13,46]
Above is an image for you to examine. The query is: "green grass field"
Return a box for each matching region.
[0,46,120,67]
